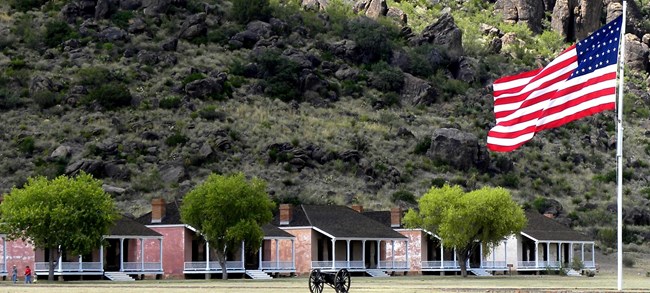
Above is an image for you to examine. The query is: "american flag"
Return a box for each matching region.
[487,15,623,152]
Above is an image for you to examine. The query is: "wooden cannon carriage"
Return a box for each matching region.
[308,268,351,293]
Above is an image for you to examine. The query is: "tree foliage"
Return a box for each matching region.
[180,173,275,279]
[0,173,119,281]
[404,184,526,277]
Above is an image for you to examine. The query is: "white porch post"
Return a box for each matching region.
[362,240,366,269]
[546,242,550,266]
[58,249,63,272]
[206,241,210,270]
[275,239,279,270]
[258,242,263,270]
[120,238,124,272]
[79,255,82,272]
[159,238,163,272]
[141,238,145,272]
[534,241,539,268]
[581,243,585,264]
[100,244,104,272]
[241,241,245,270]
[331,239,336,270]
[479,244,483,268]
[504,240,507,268]
[391,240,395,269]
[291,239,295,270]
[453,247,457,268]
[569,243,574,265]
[346,240,350,269]
[440,242,444,269]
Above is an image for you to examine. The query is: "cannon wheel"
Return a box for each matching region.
[309,269,324,293]
[334,269,351,293]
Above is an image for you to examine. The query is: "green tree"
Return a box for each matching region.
[404,184,526,277]
[180,173,275,279]
[0,173,119,281]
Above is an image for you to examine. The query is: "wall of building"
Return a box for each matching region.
[281,228,312,275]
[3,238,34,277]
[393,230,423,273]
[149,226,189,278]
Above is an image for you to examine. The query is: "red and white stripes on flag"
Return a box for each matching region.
[487,15,623,152]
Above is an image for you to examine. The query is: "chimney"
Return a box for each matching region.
[280,204,293,225]
[152,198,166,223]
[390,207,402,228]
[351,204,363,213]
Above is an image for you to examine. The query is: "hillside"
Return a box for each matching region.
[1,0,650,255]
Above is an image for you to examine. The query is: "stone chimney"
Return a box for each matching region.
[280,204,293,225]
[151,198,166,223]
[351,204,363,213]
[391,207,402,228]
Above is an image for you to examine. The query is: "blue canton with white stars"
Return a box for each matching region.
[571,15,623,80]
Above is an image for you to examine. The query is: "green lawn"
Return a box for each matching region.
[4,272,650,293]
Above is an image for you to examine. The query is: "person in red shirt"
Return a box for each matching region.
[24,266,32,284]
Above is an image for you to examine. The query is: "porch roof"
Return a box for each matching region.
[262,223,294,238]
[274,205,406,239]
[110,215,162,237]
[522,210,592,242]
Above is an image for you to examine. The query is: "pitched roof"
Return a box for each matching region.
[109,215,162,237]
[522,210,592,242]
[362,211,392,227]
[262,223,295,238]
[274,205,405,239]
[135,201,183,225]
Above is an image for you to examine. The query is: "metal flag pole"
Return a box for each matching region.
[616,1,627,291]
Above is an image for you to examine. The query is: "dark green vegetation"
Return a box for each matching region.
[1,0,650,256]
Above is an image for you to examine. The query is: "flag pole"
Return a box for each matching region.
[616,1,627,291]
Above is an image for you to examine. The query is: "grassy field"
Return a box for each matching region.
[2,271,649,293]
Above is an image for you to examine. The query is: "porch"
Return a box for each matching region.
[258,235,295,273]
[183,240,246,274]
[518,234,596,271]
[312,238,409,272]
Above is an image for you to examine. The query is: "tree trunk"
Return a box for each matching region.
[217,252,228,280]
[48,246,56,281]
[457,249,468,277]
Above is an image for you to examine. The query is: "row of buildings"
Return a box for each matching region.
[0,199,596,280]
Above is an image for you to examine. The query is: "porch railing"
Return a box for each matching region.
[481,261,506,269]
[310,260,366,270]
[421,260,459,269]
[584,261,596,268]
[183,261,244,271]
[517,261,537,268]
[261,261,294,270]
[34,262,103,272]
[122,262,163,272]
[378,260,408,269]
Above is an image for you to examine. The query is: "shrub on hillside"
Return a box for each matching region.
[86,82,132,109]
[391,190,416,205]
[9,0,48,12]
[231,0,271,24]
[255,50,301,102]
[44,20,76,48]
[160,96,182,109]
[369,61,404,93]
[165,132,189,147]
[78,67,112,87]
[32,90,60,109]
[345,17,398,64]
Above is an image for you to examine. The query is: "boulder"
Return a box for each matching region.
[454,56,478,83]
[142,0,171,15]
[137,50,159,65]
[185,78,223,99]
[411,13,463,60]
[61,2,82,23]
[98,27,128,42]
[66,159,105,178]
[128,17,147,34]
[495,0,545,33]
[551,0,603,41]
[624,206,650,225]
[161,38,178,51]
[102,184,126,195]
[365,0,388,19]
[159,165,186,183]
[120,0,142,9]
[387,7,407,24]
[104,162,131,180]
[427,128,490,171]
[199,142,213,158]
[400,73,437,106]
[179,13,207,40]
[50,145,72,161]
[624,33,649,72]
[95,0,111,19]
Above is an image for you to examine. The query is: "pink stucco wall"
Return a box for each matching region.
[131,238,163,263]
[281,228,312,275]
[395,230,424,273]
[2,238,35,277]
[149,226,190,277]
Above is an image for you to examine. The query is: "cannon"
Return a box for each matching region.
[308,268,351,293]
